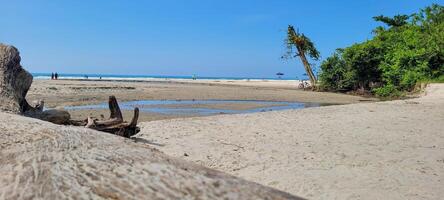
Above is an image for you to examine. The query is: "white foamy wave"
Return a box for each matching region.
[33,76,51,80]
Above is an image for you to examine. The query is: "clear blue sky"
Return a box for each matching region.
[0,0,440,78]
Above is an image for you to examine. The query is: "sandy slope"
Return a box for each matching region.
[137,84,444,200]
[0,113,302,199]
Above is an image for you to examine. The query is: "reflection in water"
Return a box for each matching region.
[64,99,333,116]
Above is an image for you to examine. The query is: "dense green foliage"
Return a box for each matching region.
[319,4,444,97]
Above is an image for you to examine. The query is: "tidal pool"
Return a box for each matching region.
[64,99,330,116]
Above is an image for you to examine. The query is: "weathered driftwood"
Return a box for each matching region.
[0,44,34,113]
[0,44,71,124]
[71,96,140,138]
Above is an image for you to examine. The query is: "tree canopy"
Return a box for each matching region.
[284,25,320,61]
[319,4,444,97]
[373,15,409,27]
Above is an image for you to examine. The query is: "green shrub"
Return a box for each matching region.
[319,4,444,97]
[372,84,402,97]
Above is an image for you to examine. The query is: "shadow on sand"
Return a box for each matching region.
[132,137,166,147]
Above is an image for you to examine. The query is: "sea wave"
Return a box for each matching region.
[31,73,298,81]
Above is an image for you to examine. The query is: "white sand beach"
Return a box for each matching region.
[136,84,444,199]
[2,1,442,199]
[2,71,443,199]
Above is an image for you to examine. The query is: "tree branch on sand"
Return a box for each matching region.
[74,96,140,138]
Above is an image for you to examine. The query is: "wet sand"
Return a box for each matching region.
[28,79,373,122]
[140,102,289,110]
[66,109,190,122]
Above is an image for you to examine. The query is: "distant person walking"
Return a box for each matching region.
[51,72,54,80]
[54,72,59,80]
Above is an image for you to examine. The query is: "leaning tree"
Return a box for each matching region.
[283,25,320,88]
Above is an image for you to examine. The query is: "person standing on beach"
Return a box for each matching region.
[55,72,58,80]
[51,72,54,80]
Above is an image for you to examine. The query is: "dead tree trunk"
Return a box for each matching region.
[77,96,140,138]
[0,44,71,124]
[0,44,34,113]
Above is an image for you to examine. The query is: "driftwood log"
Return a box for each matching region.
[70,96,140,138]
[0,44,35,113]
[0,43,70,123]
[0,43,138,138]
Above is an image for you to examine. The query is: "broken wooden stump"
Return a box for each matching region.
[0,44,34,113]
[0,44,70,124]
[72,96,140,138]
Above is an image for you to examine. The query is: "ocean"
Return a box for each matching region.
[31,73,297,81]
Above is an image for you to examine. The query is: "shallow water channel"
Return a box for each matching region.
[64,99,331,116]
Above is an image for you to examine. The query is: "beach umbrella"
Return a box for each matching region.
[276,72,284,79]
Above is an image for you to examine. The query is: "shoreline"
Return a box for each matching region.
[37,77,309,89]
